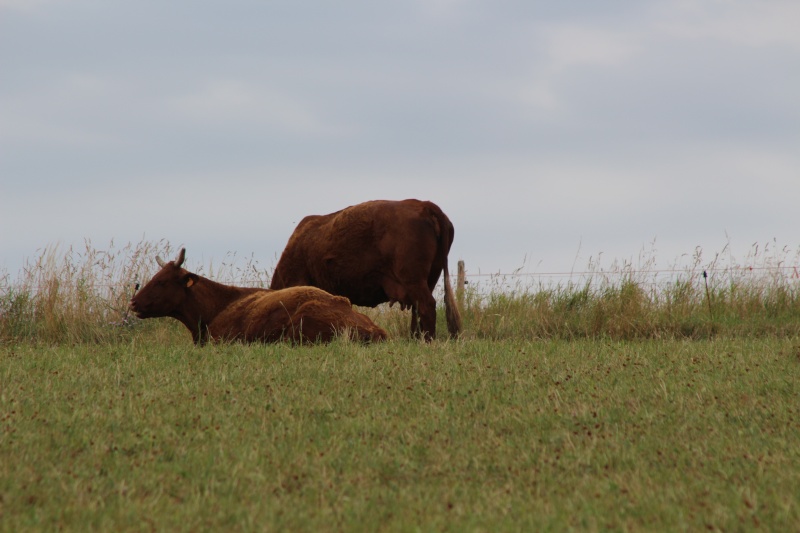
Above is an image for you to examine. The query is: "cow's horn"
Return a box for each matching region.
[175,248,186,267]
[156,255,166,267]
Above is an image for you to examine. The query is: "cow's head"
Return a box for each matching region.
[129,248,199,319]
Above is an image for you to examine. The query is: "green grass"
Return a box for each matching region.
[2,240,800,530]
[2,338,799,531]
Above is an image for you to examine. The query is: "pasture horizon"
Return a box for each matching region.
[3,236,800,345]
[3,236,798,298]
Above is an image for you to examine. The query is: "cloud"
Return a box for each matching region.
[542,25,640,70]
[0,0,59,12]
[511,23,641,115]
[171,79,342,137]
[0,74,124,147]
[657,0,800,50]
[414,0,470,18]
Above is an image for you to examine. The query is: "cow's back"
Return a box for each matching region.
[270,199,447,307]
[210,286,386,343]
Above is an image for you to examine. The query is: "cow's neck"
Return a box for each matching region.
[175,277,259,345]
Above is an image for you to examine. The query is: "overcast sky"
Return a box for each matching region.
[2,0,799,285]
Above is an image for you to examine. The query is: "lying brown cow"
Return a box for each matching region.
[130,248,387,345]
[270,199,462,341]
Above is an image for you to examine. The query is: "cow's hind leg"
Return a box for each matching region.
[410,305,420,339]
[410,289,436,342]
[290,302,339,344]
[383,279,436,341]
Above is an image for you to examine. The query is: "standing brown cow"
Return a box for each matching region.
[270,199,462,341]
[130,248,387,345]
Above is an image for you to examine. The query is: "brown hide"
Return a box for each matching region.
[270,199,462,341]
[130,248,387,345]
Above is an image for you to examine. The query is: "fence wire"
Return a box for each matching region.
[3,263,799,296]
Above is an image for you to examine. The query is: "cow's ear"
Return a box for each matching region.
[184,273,199,288]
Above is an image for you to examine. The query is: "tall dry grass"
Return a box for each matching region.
[2,239,800,344]
[0,240,282,345]
[1,240,158,343]
[460,241,800,340]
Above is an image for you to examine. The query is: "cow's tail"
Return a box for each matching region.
[435,208,463,339]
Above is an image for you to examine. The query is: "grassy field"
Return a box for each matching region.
[2,336,799,531]
[2,241,800,530]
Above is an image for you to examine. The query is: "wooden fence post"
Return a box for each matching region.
[457,260,466,308]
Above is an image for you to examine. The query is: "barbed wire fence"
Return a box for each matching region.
[3,263,800,291]
[3,246,800,300]
[4,240,799,336]
[442,258,800,304]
